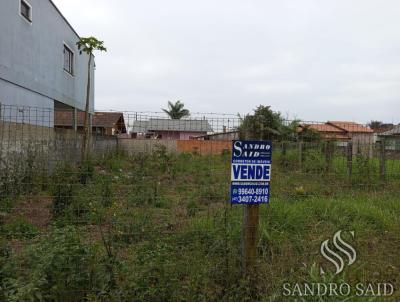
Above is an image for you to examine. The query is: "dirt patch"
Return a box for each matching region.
[5,195,52,230]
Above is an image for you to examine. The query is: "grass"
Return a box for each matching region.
[0,146,399,301]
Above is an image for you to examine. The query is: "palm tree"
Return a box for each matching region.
[162,101,190,119]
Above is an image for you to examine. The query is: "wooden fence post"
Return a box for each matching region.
[298,141,304,171]
[379,139,386,181]
[347,142,353,179]
[73,108,78,132]
[282,141,287,156]
[243,204,259,275]
[241,132,260,277]
[325,141,333,172]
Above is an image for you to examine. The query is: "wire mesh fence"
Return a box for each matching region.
[0,103,399,301]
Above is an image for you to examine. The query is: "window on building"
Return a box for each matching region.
[20,0,32,22]
[63,45,74,75]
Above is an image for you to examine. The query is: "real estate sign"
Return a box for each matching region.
[230,140,272,204]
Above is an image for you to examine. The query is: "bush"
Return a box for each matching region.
[51,163,78,217]
[127,180,169,208]
[101,177,113,208]
[303,149,325,173]
[0,197,13,214]
[3,217,39,239]
[112,210,152,245]
[151,144,172,173]
[79,157,95,185]
[2,226,94,301]
[186,199,199,217]
[127,183,155,207]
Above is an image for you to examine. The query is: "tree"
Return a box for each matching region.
[238,105,289,140]
[76,37,107,161]
[298,126,322,142]
[162,101,190,119]
[368,120,383,130]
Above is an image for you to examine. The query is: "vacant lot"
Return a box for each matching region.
[1,146,399,301]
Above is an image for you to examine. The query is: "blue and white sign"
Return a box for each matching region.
[230,140,272,204]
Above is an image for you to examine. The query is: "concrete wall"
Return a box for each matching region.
[0,0,94,114]
[0,122,117,169]
[119,139,178,155]
[120,139,232,156]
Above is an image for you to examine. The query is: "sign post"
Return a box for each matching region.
[230,140,272,275]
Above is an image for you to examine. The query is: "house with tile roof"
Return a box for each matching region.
[378,125,400,151]
[131,118,213,140]
[298,123,349,141]
[299,121,374,155]
[55,111,127,136]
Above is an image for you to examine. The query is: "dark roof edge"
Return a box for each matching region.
[48,0,81,39]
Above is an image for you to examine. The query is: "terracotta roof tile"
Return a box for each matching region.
[328,121,373,133]
[300,123,345,133]
[55,111,126,130]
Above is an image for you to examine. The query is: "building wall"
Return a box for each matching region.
[0,0,94,115]
[179,131,207,140]
[349,133,374,156]
[154,131,207,140]
[0,80,54,126]
[154,131,180,140]
[208,132,239,141]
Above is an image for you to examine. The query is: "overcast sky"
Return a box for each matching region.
[53,0,400,123]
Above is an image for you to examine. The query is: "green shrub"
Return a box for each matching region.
[112,211,152,245]
[127,180,169,208]
[0,196,13,214]
[127,183,155,207]
[51,163,78,217]
[151,144,172,173]
[278,147,299,170]
[79,157,95,184]
[0,156,23,202]
[101,177,113,208]
[2,226,93,301]
[186,199,199,217]
[3,217,39,239]
[303,149,325,173]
